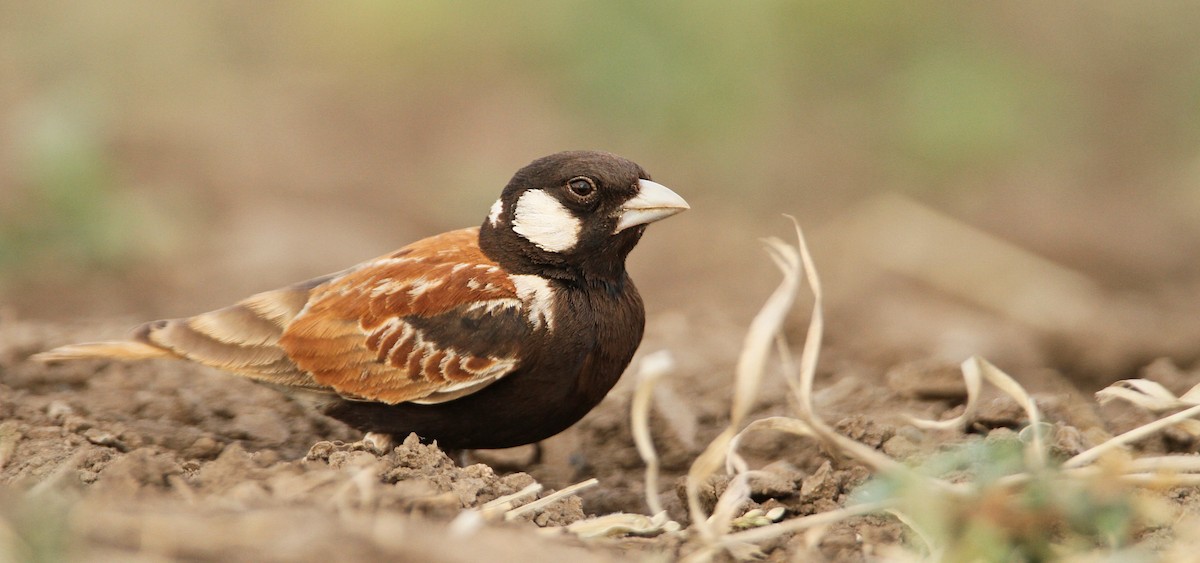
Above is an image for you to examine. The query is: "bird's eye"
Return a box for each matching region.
[567,177,596,198]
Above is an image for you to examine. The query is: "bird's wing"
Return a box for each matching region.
[278,227,535,404]
[34,227,534,405]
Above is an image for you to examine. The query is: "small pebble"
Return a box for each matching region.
[84,428,127,450]
[46,400,74,422]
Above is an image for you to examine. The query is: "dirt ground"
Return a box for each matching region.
[7,4,1200,560]
[4,224,1200,562]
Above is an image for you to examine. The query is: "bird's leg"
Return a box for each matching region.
[361,432,394,454]
[445,448,469,467]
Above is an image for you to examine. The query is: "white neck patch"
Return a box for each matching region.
[510,274,557,330]
[511,190,581,253]
[487,198,504,226]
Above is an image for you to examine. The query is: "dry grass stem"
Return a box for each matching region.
[730,236,803,427]
[1180,384,1200,405]
[1096,379,1200,411]
[684,222,807,544]
[478,482,543,518]
[730,416,903,475]
[1128,456,1200,473]
[686,428,737,541]
[708,471,753,536]
[1110,474,1200,486]
[662,217,1200,559]
[721,500,894,546]
[789,215,825,423]
[1066,403,1200,469]
[1049,466,1200,487]
[972,357,1045,467]
[504,479,598,521]
[559,511,679,540]
[631,350,675,516]
[684,219,947,558]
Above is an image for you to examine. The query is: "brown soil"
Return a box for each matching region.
[5,268,1200,562]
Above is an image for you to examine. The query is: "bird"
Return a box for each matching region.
[33,150,689,453]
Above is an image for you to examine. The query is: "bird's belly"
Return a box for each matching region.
[321,372,602,449]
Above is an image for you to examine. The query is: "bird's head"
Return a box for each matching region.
[481,151,689,282]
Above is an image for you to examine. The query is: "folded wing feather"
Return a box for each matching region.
[34,227,531,407]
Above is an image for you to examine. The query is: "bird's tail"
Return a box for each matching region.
[29,277,333,391]
[31,341,174,363]
[29,278,327,389]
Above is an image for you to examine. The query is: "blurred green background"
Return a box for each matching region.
[2,1,1199,324]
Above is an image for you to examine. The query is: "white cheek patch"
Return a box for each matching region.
[487,198,504,226]
[511,190,581,253]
